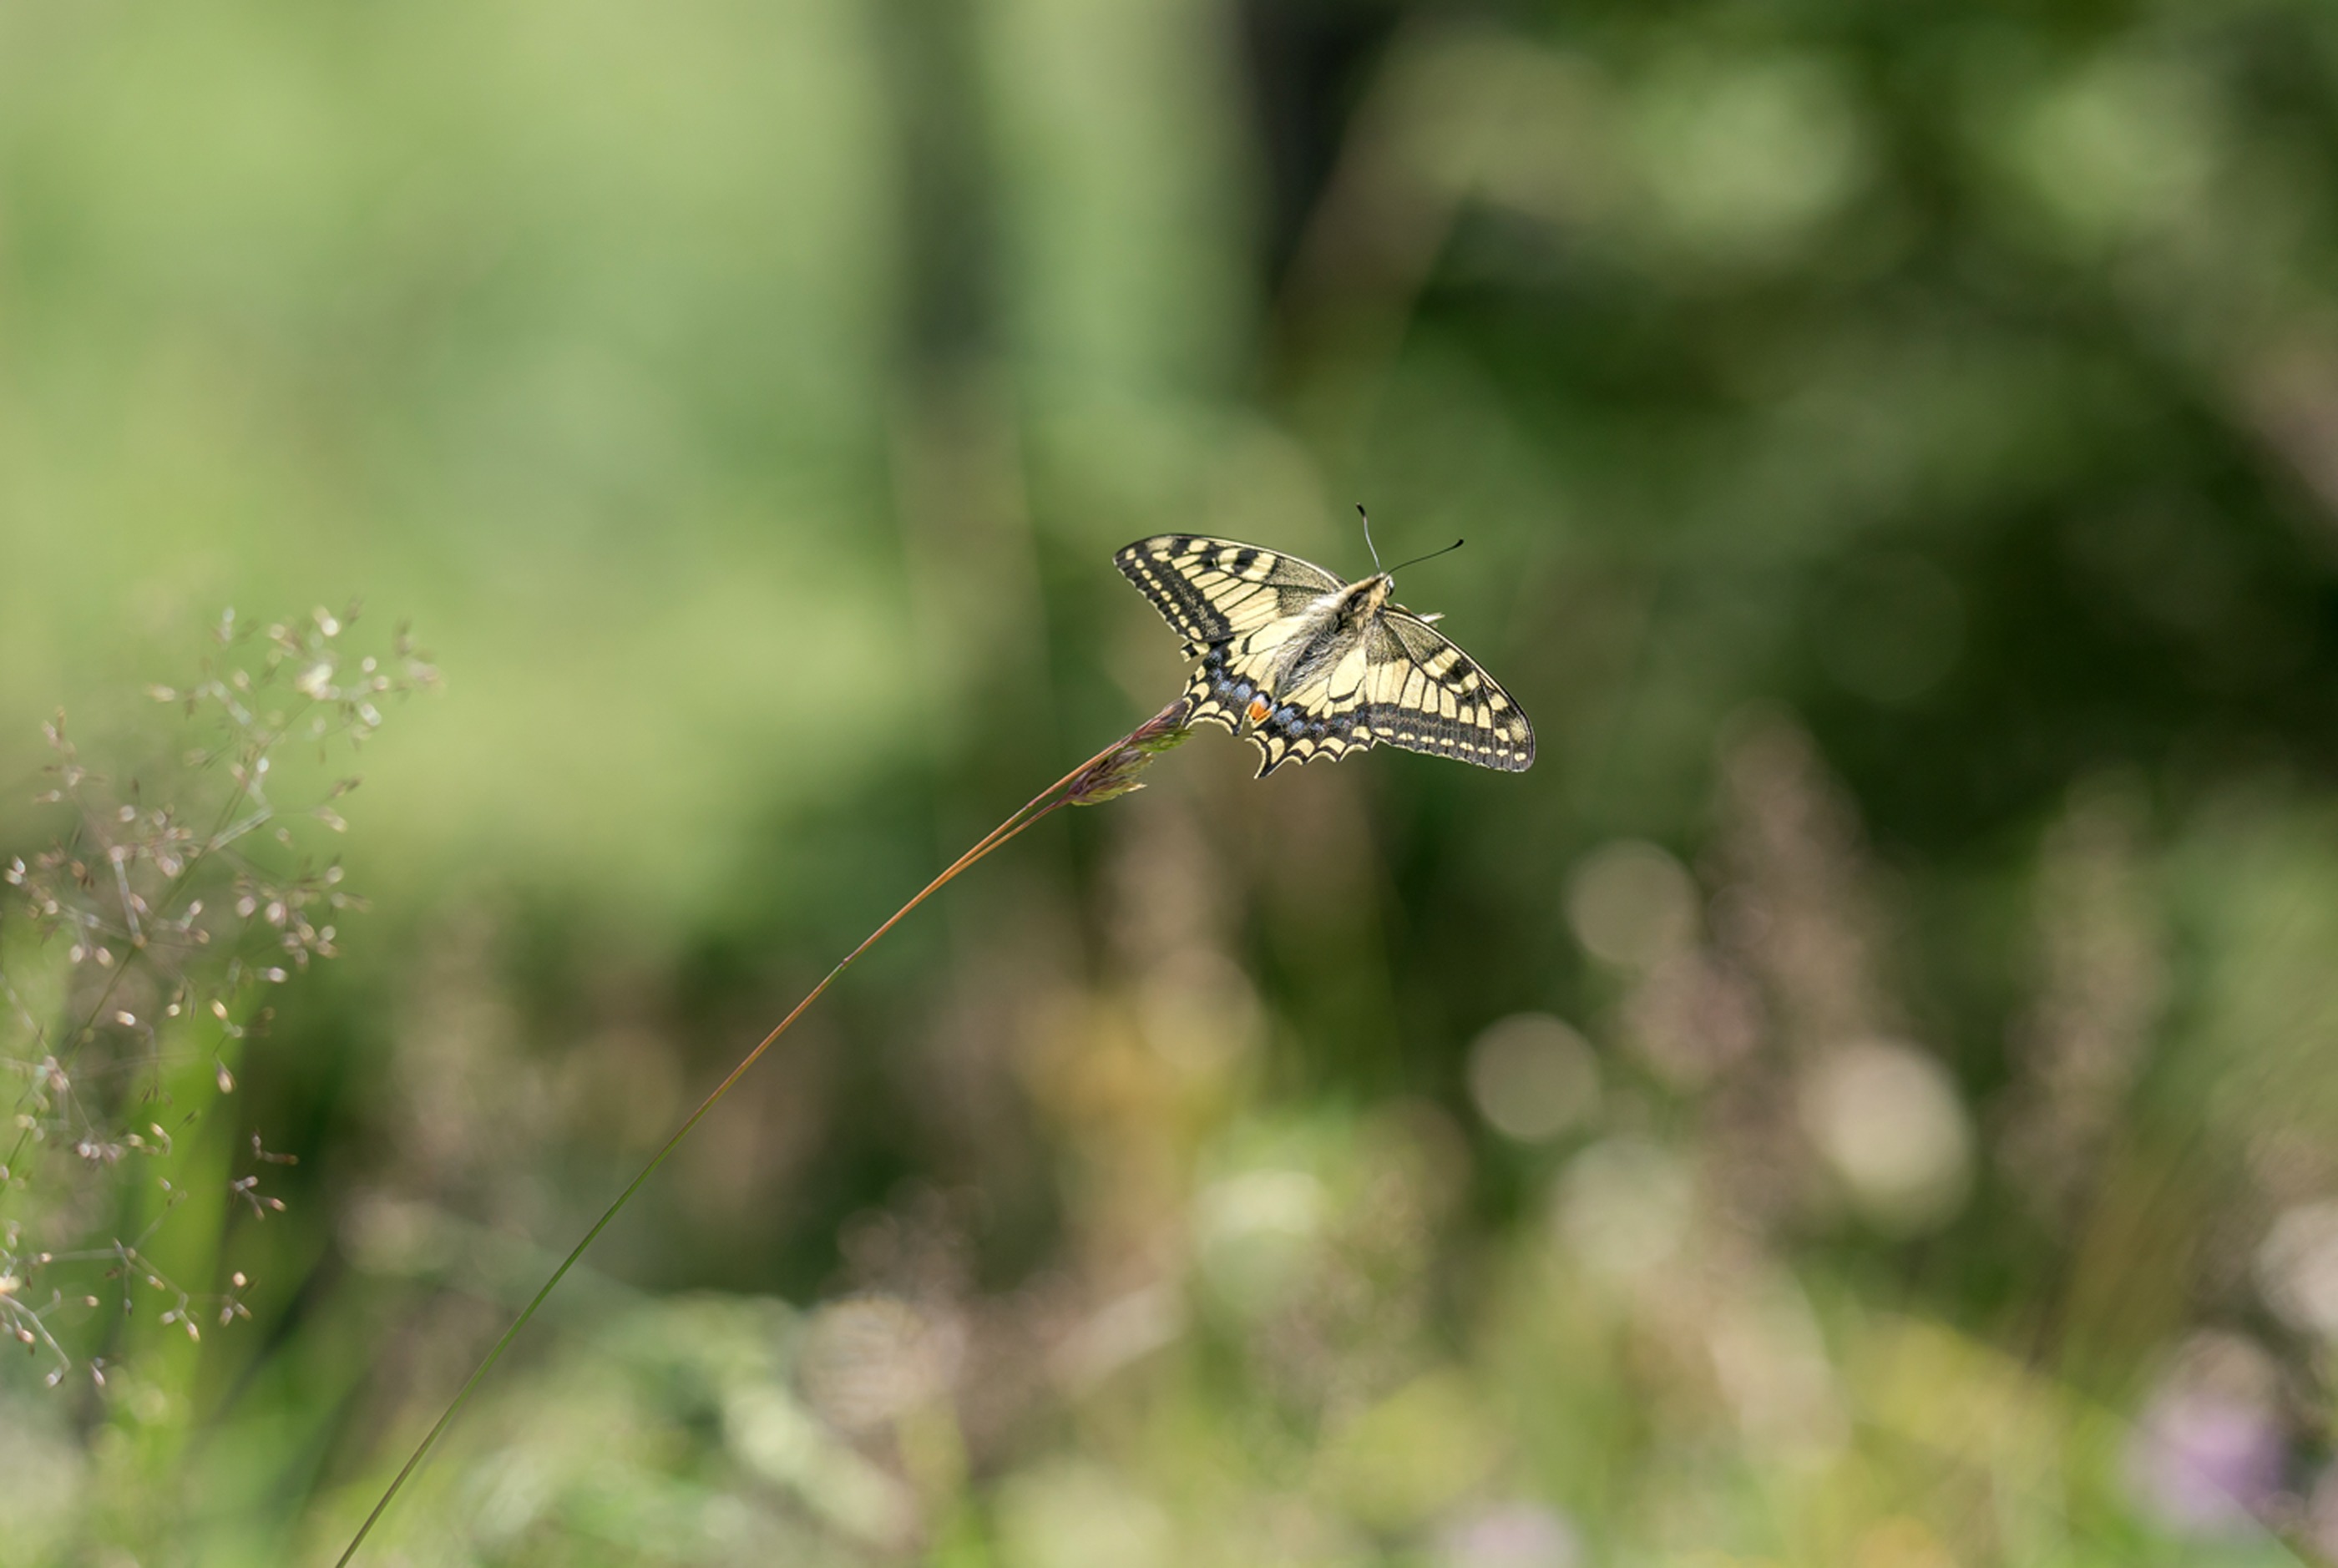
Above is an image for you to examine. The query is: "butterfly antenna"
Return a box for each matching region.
[1357,503,1384,573]
[1385,537,1465,577]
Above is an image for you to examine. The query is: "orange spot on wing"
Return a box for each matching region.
[1246,696,1272,724]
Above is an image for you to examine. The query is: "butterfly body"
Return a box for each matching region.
[1114,534,1534,777]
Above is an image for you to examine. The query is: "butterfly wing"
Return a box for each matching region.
[1113,535,1345,651]
[1349,609,1535,772]
[1182,625,1369,776]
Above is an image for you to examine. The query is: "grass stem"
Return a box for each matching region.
[334,704,1187,1565]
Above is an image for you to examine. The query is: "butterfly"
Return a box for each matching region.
[1114,523,1535,778]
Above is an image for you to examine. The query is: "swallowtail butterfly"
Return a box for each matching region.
[1115,526,1534,778]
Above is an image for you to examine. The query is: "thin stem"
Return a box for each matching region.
[333,728,1141,1565]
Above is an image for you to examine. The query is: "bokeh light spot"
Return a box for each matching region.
[1565,840,1698,969]
[1467,1012,1601,1143]
[1799,1039,1972,1233]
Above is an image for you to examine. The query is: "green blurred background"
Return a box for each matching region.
[8,0,2338,1562]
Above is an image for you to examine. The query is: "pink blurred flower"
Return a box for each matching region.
[2124,1335,2286,1535]
[1433,1501,1581,1568]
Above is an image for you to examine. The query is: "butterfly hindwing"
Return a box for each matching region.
[1179,638,1323,745]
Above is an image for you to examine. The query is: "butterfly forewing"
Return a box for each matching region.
[1112,535,1344,650]
[1116,533,1534,778]
[1354,612,1535,772]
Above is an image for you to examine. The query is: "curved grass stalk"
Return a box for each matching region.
[335,701,1190,1565]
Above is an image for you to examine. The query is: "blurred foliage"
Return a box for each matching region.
[9,0,2338,1562]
